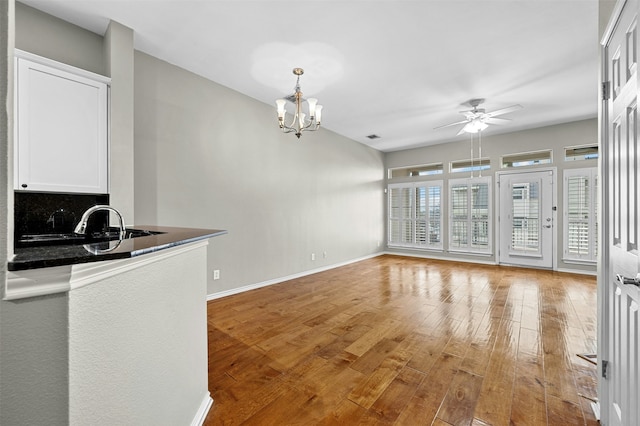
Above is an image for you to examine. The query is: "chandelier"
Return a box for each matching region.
[275,68,323,139]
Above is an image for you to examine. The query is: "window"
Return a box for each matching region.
[565,145,599,161]
[449,177,492,253]
[563,167,598,263]
[388,181,443,249]
[450,158,490,174]
[502,150,552,168]
[388,163,443,179]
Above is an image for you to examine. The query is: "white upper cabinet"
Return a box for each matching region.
[14,50,110,194]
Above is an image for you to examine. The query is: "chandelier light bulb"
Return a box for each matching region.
[307,98,318,117]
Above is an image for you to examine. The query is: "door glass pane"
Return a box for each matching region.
[511,181,540,253]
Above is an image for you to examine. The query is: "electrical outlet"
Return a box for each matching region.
[323,251,327,259]
[213,269,220,280]
[311,253,315,261]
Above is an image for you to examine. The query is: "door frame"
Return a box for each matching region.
[599,0,630,422]
[494,167,558,271]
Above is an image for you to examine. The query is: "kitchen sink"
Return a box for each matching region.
[17,228,165,247]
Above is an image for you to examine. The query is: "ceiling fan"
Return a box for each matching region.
[434,98,523,135]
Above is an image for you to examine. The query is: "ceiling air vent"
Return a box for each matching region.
[366,134,381,139]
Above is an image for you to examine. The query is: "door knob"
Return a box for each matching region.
[616,274,640,287]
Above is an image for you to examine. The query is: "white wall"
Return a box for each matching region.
[385,119,598,274]
[68,245,210,425]
[103,21,135,224]
[0,5,128,424]
[14,2,103,74]
[133,51,386,296]
[1,5,69,425]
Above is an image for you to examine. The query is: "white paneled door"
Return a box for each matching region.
[498,170,554,269]
[601,0,640,424]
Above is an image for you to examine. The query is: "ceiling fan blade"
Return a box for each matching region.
[456,127,468,136]
[485,104,523,117]
[484,117,511,125]
[434,119,469,130]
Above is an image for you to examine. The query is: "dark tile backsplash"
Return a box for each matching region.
[14,192,110,239]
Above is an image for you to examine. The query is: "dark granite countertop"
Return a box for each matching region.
[9,225,227,271]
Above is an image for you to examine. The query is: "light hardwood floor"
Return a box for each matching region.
[204,255,598,425]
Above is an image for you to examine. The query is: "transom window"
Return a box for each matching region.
[502,150,552,168]
[565,145,599,161]
[450,158,490,174]
[388,163,443,179]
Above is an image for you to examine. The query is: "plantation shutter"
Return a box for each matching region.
[388,182,443,249]
[449,177,492,253]
[563,167,597,262]
[389,187,413,245]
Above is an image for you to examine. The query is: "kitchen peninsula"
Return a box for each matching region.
[3,226,226,425]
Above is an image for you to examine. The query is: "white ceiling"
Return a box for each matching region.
[19,0,600,152]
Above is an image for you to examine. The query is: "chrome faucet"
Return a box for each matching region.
[74,205,126,239]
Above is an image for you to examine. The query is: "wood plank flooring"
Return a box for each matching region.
[203,255,598,425]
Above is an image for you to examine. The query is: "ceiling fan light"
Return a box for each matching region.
[464,120,488,133]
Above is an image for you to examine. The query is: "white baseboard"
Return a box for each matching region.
[387,250,597,275]
[191,392,213,426]
[207,253,382,301]
[556,267,597,276]
[207,251,596,301]
[383,250,498,266]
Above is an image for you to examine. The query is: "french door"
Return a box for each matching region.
[601,0,640,424]
[497,170,555,269]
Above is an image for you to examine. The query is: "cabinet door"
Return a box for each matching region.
[15,56,109,194]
